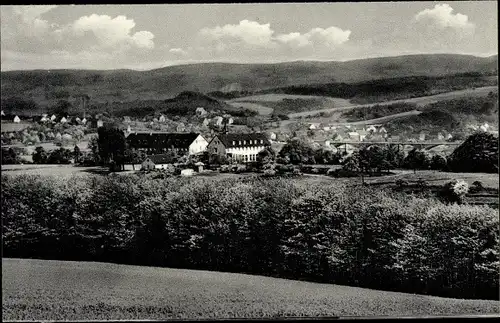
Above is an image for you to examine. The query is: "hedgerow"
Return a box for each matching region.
[2,174,498,300]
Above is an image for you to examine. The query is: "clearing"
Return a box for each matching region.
[3,258,499,320]
[227,94,353,116]
[1,164,107,177]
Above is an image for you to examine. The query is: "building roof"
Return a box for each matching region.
[145,154,174,164]
[127,132,201,149]
[213,132,270,148]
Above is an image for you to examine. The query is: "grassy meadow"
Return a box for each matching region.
[3,258,499,320]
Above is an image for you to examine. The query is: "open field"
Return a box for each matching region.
[1,164,107,177]
[2,164,498,191]
[288,86,498,119]
[0,122,31,133]
[226,101,274,115]
[228,95,353,116]
[3,258,499,320]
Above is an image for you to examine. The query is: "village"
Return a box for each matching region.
[2,106,497,174]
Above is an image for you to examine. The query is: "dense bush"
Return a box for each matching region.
[448,132,498,173]
[439,180,469,204]
[1,148,22,164]
[2,175,498,300]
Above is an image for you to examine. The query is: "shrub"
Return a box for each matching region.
[326,168,336,176]
[439,179,469,204]
[470,180,484,193]
[430,154,447,171]
[395,179,409,187]
[263,169,276,177]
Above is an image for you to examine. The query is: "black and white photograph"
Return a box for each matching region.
[1,2,499,321]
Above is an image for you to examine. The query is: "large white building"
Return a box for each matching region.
[126,132,208,155]
[207,133,271,163]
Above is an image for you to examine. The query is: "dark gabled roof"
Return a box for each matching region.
[213,133,270,148]
[145,154,174,164]
[127,132,200,149]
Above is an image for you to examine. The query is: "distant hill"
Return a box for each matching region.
[1,54,497,106]
[85,91,257,118]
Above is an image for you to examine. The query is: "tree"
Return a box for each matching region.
[87,135,100,164]
[97,126,126,171]
[278,139,316,165]
[47,148,73,164]
[1,148,21,164]
[257,146,276,166]
[430,154,447,171]
[448,132,498,173]
[32,146,48,164]
[404,149,430,173]
[73,145,82,163]
[50,100,72,117]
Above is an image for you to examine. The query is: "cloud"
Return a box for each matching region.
[284,27,351,49]
[197,19,350,57]
[415,4,475,30]
[1,5,155,62]
[66,14,154,50]
[169,48,188,56]
[199,19,275,47]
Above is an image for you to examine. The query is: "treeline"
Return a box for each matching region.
[385,93,498,136]
[258,73,498,103]
[342,103,418,121]
[2,175,498,300]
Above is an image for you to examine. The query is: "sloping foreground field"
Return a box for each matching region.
[3,259,499,320]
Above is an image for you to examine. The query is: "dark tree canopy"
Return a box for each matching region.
[448,132,498,173]
[97,126,126,170]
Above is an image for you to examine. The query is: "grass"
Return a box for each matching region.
[3,258,499,320]
[0,164,106,177]
[229,95,352,117]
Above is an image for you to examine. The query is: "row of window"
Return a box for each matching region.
[232,139,264,146]
[231,154,257,162]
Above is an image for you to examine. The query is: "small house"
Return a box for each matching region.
[309,123,320,130]
[437,132,445,141]
[194,161,204,172]
[141,155,174,170]
[214,116,223,126]
[268,132,277,141]
[13,116,21,123]
[366,125,377,133]
[202,118,210,126]
[40,115,49,123]
[332,133,344,142]
[127,125,132,133]
[348,132,360,141]
[379,127,387,134]
[60,117,68,124]
[97,120,104,128]
[181,169,194,177]
[1,110,5,117]
[159,115,166,123]
[196,107,207,117]
[419,132,426,141]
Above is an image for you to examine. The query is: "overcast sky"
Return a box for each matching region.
[1,2,497,71]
